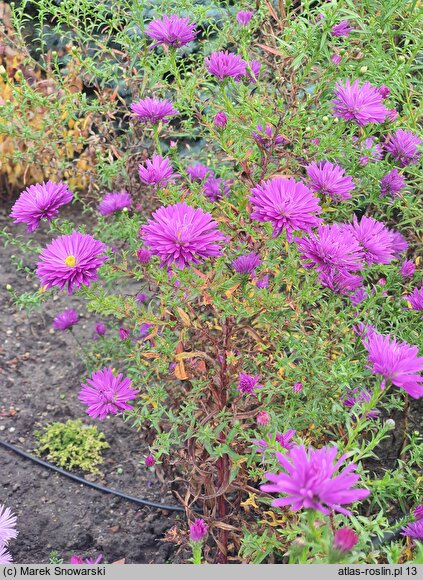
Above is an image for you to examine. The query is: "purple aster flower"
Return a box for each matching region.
[400,260,415,278]
[136,247,152,264]
[357,137,383,166]
[261,445,370,515]
[252,125,285,149]
[333,528,359,552]
[252,438,268,453]
[205,50,247,81]
[306,161,355,201]
[95,323,107,336]
[135,292,148,303]
[203,176,232,202]
[0,546,12,564]
[256,410,270,426]
[391,231,408,256]
[10,180,73,232]
[245,60,261,83]
[140,202,225,269]
[145,15,197,48]
[331,20,354,38]
[118,327,130,340]
[401,520,423,541]
[363,332,423,399]
[318,269,363,296]
[380,168,406,199]
[384,129,422,167]
[231,252,262,275]
[187,163,214,182]
[139,323,153,338]
[350,287,368,305]
[213,112,227,128]
[236,10,254,26]
[36,232,107,294]
[293,382,303,393]
[296,224,364,274]
[249,177,322,242]
[98,191,132,216]
[342,388,379,419]
[275,429,296,450]
[130,97,178,124]
[53,309,79,331]
[70,554,102,565]
[145,455,156,467]
[79,367,139,420]
[138,154,178,188]
[238,372,264,395]
[414,505,423,520]
[332,79,389,126]
[0,503,18,545]
[404,287,423,311]
[346,215,395,265]
[255,274,269,289]
[331,54,342,66]
[378,85,390,99]
[190,519,208,542]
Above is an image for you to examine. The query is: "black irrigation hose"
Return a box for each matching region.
[0,438,185,513]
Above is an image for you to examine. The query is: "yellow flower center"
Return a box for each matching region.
[64,255,77,267]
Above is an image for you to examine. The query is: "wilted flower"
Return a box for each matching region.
[141,202,225,269]
[236,10,254,26]
[404,287,423,311]
[331,54,342,66]
[252,125,285,149]
[118,327,130,340]
[136,247,152,264]
[332,79,388,125]
[79,367,139,420]
[401,520,423,542]
[53,309,79,331]
[138,155,178,188]
[255,274,269,289]
[378,85,390,99]
[333,528,359,552]
[205,50,247,80]
[331,20,354,37]
[256,411,270,426]
[363,331,423,399]
[203,176,232,202]
[356,137,383,166]
[342,388,379,418]
[190,519,208,542]
[145,455,156,467]
[306,161,355,201]
[98,191,132,216]
[261,445,370,515]
[10,180,73,232]
[0,503,18,545]
[231,252,262,275]
[145,14,197,48]
[349,287,368,306]
[380,168,406,199]
[249,177,322,241]
[37,232,107,294]
[400,260,415,278]
[238,373,263,395]
[346,215,395,265]
[130,97,178,124]
[70,554,103,565]
[213,111,227,128]
[384,129,422,166]
[187,163,214,182]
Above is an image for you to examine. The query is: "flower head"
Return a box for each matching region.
[190,519,208,542]
[187,163,214,183]
[238,372,263,395]
[10,180,73,232]
[333,528,359,552]
[118,327,130,340]
[245,60,261,83]
[70,554,102,565]
[79,367,139,420]
[404,287,423,311]
[260,445,370,515]
[346,215,395,265]
[255,274,269,289]
[205,50,247,81]
[275,429,296,450]
[414,505,423,520]
[306,161,355,201]
[236,10,254,26]
[0,504,18,545]
[318,269,363,296]
[378,85,390,99]
[332,79,389,126]
[231,252,262,275]
[130,97,178,124]
[401,520,423,541]
[138,155,178,188]
[363,332,423,399]
[203,176,231,202]
[256,411,270,426]
[342,388,379,419]
[356,137,383,166]
[98,191,132,216]
[136,247,151,265]
[53,309,79,331]
[213,112,227,128]
[331,54,342,66]
[252,125,285,149]
[295,224,364,275]
[249,177,322,241]
[293,382,303,393]
[384,129,422,167]
[400,260,415,278]
[349,287,368,306]
[145,15,197,48]
[331,20,354,37]
[95,323,107,336]
[380,169,406,199]
[36,232,107,294]
[140,202,225,269]
[145,455,156,467]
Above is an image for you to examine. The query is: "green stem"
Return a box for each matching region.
[191,542,203,565]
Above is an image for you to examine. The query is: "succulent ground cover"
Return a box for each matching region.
[1,0,422,565]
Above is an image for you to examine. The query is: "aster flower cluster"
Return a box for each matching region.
[0,503,18,564]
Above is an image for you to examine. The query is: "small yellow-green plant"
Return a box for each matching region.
[34,419,109,475]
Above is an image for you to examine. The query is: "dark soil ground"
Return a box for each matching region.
[0,203,184,565]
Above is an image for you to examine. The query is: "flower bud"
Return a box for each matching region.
[213,112,227,128]
[189,518,208,542]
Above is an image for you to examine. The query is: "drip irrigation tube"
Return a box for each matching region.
[0,438,185,513]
